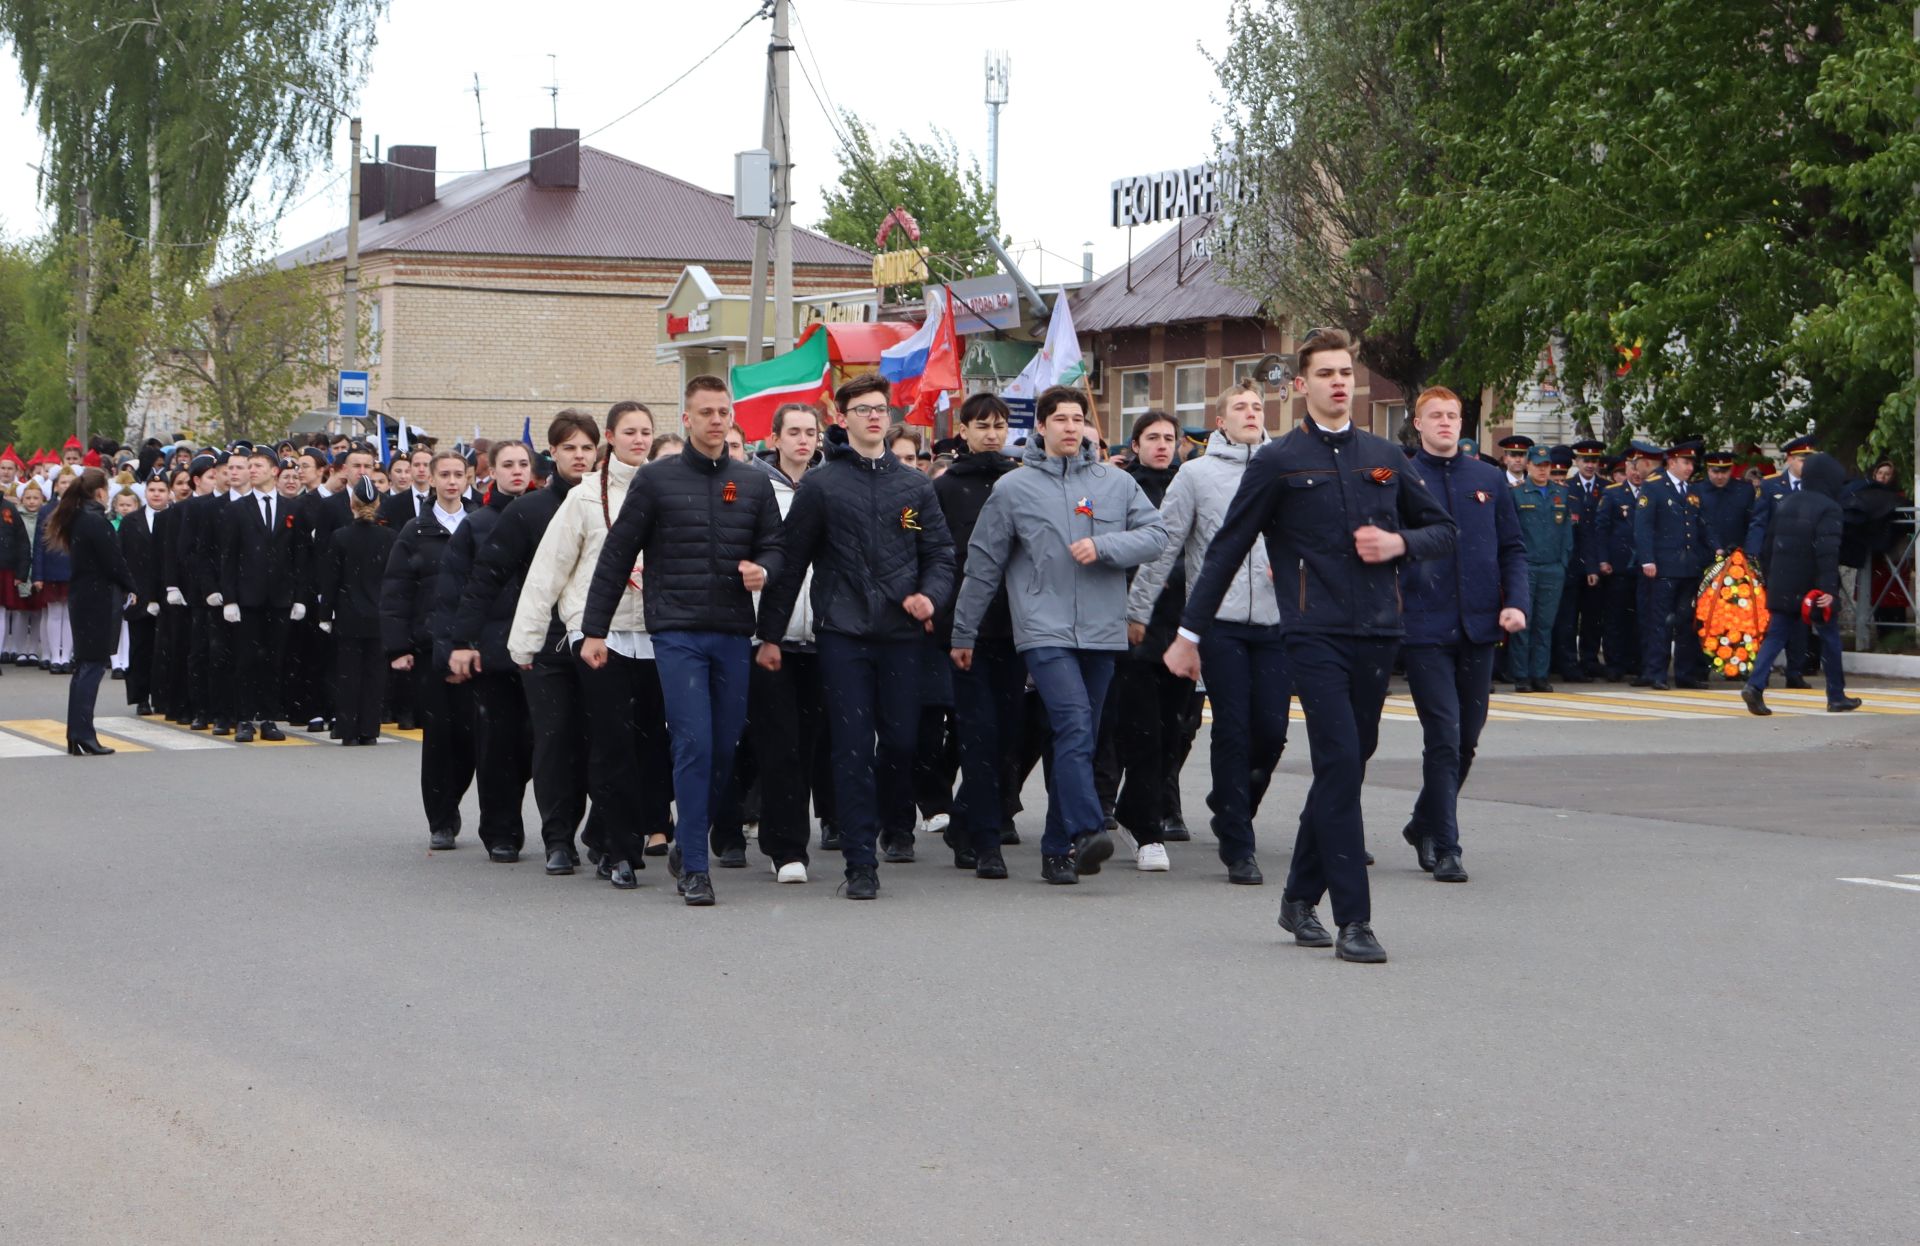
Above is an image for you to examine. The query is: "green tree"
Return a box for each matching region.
[3,224,152,451]
[815,113,999,295]
[145,231,346,445]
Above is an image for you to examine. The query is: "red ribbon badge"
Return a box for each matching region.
[284,513,296,530]
[1370,467,1396,485]
[722,480,738,504]
[1074,497,1093,517]
[1473,490,1490,504]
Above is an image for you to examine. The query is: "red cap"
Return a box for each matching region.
[0,444,21,467]
[62,435,82,451]
[81,449,102,467]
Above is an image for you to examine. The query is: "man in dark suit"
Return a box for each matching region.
[304,443,374,734]
[117,474,171,716]
[221,449,311,742]
[379,446,436,528]
[175,452,234,731]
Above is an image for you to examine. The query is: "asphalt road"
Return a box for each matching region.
[2,668,1916,1244]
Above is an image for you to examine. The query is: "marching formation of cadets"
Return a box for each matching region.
[0,328,1888,963]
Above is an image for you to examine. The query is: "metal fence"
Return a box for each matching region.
[1851,505,1916,652]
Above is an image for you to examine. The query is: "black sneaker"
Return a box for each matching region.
[1072,830,1114,875]
[715,845,748,869]
[843,864,879,900]
[1336,922,1388,963]
[999,819,1021,846]
[232,721,253,743]
[257,721,286,742]
[879,831,916,864]
[820,822,844,852]
[1160,815,1191,843]
[429,829,457,851]
[974,852,1008,880]
[1041,855,1078,885]
[610,860,639,889]
[1226,856,1264,885]
[667,841,683,880]
[678,871,715,906]
[306,717,327,733]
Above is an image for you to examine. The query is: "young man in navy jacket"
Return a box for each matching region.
[1164,328,1456,964]
[1396,388,1529,883]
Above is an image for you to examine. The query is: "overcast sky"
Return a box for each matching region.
[0,0,1237,282]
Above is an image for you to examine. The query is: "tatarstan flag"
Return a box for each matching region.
[729,330,830,442]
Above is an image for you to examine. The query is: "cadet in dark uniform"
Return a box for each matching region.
[1744,434,1818,688]
[221,449,309,742]
[1496,434,1533,487]
[1553,439,1608,681]
[1632,440,1713,689]
[1509,445,1573,692]
[1699,449,1755,561]
[316,477,396,745]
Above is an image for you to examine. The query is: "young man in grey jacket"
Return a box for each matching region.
[951,385,1169,884]
[1127,380,1286,884]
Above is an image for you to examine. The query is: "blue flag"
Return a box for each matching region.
[521,415,532,447]
[376,413,391,466]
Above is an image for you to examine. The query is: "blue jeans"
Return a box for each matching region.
[1401,642,1496,857]
[1282,633,1396,927]
[652,631,753,876]
[1509,565,1564,683]
[817,633,923,870]
[1023,647,1116,856]
[1748,612,1846,701]
[1197,621,1290,864]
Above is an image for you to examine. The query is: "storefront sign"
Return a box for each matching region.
[948,274,1021,333]
[1110,163,1223,228]
[872,248,930,287]
[666,311,711,338]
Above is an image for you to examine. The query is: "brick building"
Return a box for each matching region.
[1071,214,1403,444]
[276,129,871,442]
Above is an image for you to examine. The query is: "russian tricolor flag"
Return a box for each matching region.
[880,286,961,423]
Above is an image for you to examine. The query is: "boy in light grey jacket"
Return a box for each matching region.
[951,385,1167,884]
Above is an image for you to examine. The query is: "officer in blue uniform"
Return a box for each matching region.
[1632,440,1713,689]
[1509,445,1573,692]
[1743,434,1818,688]
[1549,442,1605,681]
[1698,449,1755,563]
[1593,456,1641,681]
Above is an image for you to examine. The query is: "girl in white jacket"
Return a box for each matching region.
[509,402,672,890]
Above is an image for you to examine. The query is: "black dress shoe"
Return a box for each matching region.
[1676,679,1709,690]
[396,715,417,731]
[667,841,683,879]
[1828,696,1862,712]
[1510,684,1530,693]
[67,738,114,756]
[357,735,380,746]
[843,864,879,900]
[679,871,716,905]
[643,836,669,857]
[1336,922,1388,963]
[545,848,575,875]
[1403,823,1437,873]
[1648,682,1669,692]
[1041,854,1078,885]
[1277,899,1332,947]
[233,722,255,743]
[1073,830,1114,875]
[715,845,748,869]
[1000,819,1021,846]
[879,831,916,864]
[1160,815,1191,843]
[1741,686,1770,716]
[974,852,1008,880]
[1786,675,1811,690]
[429,829,457,850]
[189,716,210,731]
[609,860,638,889]
[952,846,977,870]
[258,721,286,741]
[596,858,613,881]
[1226,856,1264,885]
[819,822,844,851]
[1628,676,1650,687]
[1432,852,1468,882]
[135,700,153,716]
[1531,680,1554,694]
[488,845,519,864]
[306,717,327,733]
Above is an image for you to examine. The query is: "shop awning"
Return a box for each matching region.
[798,321,917,365]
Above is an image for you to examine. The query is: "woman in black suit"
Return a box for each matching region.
[44,467,134,754]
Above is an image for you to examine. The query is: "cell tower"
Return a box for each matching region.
[985,52,1010,213]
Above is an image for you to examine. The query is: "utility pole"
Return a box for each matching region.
[344,117,362,375]
[744,34,775,366]
[771,0,794,356]
[73,184,91,446]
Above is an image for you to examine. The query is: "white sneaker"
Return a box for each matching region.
[776,861,808,884]
[925,812,950,836]
[1136,843,1171,872]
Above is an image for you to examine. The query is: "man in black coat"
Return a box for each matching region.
[1742,452,1860,714]
[582,375,784,906]
[756,374,956,900]
[305,443,375,733]
[174,452,236,731]
[454,413,605,873]
[221,449,310,741]
[379,446,436,528]
[117,474,171,715]
[1164,329,1457,964]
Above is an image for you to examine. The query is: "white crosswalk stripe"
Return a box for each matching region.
[93,718,229,750]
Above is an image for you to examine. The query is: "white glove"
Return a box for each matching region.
[205,592,223,607]
[318,621,332,634]
[17,582,30,598]
[146,602,161,617]
[166,587,185,607]
[222,603,241,624]
[290,603,307,622]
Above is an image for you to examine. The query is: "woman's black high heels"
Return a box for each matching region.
[67,738,114,756]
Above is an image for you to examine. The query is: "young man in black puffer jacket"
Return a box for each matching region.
[756,373,956,900]
[581,376,784,907]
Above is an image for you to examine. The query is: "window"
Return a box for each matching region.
[1119,370,1151,416]
[1374,401,1408,439]
[1232,358,1262,387]
[1174,364,1207,424]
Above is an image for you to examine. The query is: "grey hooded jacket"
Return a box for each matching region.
[952,436,1168,652]
[1126,429,1280,629]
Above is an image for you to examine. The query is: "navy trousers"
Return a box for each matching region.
[951,638,1029,858]
[817,633,922,871]
[1281,633,1396,927]
[1401,641,1496,858]
[1197,621,1290,865]
[1642,575,1704,684]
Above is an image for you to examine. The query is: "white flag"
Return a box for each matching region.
[1003,289,1086,399]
